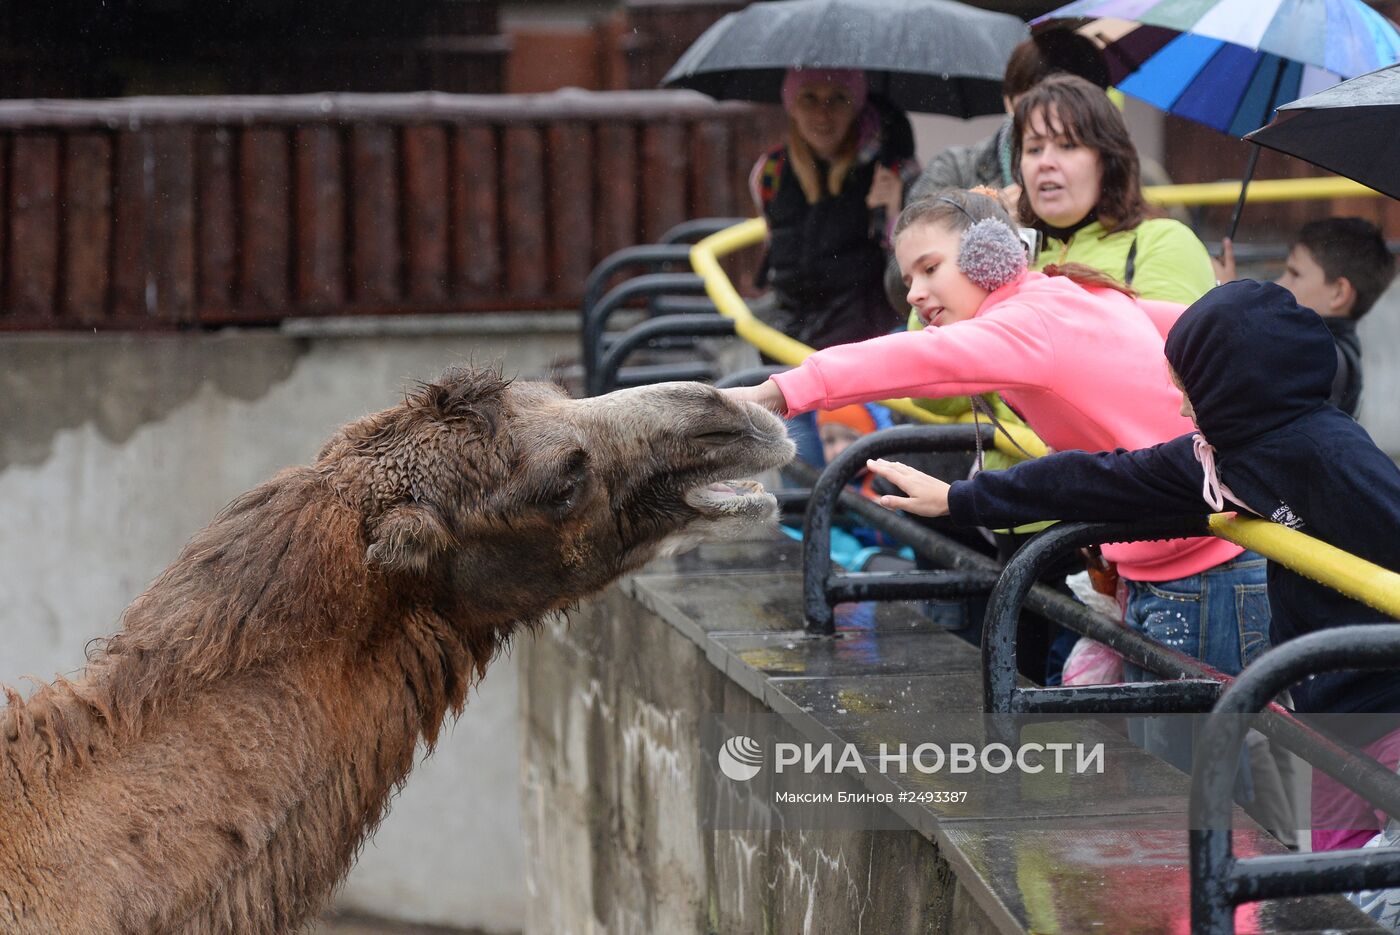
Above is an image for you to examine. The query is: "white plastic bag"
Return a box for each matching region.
[1061,571,1125,686]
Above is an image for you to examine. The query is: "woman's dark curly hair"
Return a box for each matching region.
[1012,74,1156,236]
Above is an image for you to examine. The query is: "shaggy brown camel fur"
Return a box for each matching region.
[0,368,793,934]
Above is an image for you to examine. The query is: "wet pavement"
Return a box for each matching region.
[624,530,1383,934]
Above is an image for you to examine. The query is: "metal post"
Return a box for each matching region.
[1191,625,1400,934]
[582,273,707,395]
[594,315,736,395]
[980,518,1212,713]
[800,424,996,635]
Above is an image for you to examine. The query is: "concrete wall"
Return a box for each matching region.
[0,313,579,932]
[519,585,1000,935]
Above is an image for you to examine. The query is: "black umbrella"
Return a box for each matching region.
[660,0,1030,117]
[1244,62,1400,200]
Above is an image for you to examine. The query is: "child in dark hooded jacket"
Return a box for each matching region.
[867,280,1400,883]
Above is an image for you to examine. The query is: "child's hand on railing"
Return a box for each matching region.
[865,458,951,517]
[722,380,786,415]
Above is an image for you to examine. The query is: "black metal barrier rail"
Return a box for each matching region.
[594,315,736,395]
[797,441,1400,864]
[1191,626,1400,934]
[582,272,710,395]
[580,218,746,397]
[796,425,1002,636]
[982,518,1226,715]
[985,521,1400,837]
[658,217,751,246]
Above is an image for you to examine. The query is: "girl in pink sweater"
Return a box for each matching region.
[726,189,1269,688]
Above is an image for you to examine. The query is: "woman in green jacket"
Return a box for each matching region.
[1014,74,1214,305]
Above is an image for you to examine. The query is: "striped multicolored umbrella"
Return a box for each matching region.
[1035,0,1400,136]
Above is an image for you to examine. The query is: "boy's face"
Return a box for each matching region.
[1277,244,1352,318]
[819,423,863,464]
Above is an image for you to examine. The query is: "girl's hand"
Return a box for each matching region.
[722,379,786,415]
[865,457,951,517]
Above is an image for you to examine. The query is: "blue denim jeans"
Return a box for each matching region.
[1123,550,1270,680]
[1123,550,1271,776]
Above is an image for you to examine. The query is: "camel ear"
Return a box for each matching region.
[367,504,455,573]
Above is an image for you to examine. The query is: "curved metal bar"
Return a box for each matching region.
[1190,625,1400,934]
[581,244,692,321]
[583,273,707,395]
[650,295,719,316]
[801,424,998,635]
[659,216,751,245]
[713,365,788,390]
[594,314,736,395]
[980,518,1214,714]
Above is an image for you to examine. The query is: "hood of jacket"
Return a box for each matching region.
[1164,280,1336,449]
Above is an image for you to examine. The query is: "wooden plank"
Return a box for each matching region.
[451,124,501,294]
[0,138,8,317]
[149,126,196,324]
[546,121,593,298]
[641,121,687,243]
[61,133,113,323]
[689,119,732,220]
[8,134,60,320]
[239,127,290,312]
[197,127,237,313]
[502,124,545,297]
[293,125,346,308]
[111,131,151,320]
[593,121,637,261]
[350,124,400,304]
[402,124,449,303]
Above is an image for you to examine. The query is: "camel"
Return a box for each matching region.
[0,367,793,934]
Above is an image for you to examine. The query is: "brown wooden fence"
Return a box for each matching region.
[0,91,779,331]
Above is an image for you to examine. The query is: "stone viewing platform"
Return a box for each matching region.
[520,532,1382,934]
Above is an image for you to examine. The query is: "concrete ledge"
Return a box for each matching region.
[522,532,1382,934]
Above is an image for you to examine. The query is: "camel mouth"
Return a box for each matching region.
[683,478,778,521]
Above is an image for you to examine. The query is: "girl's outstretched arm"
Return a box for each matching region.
[865,458,952,517]
[722,380,786,414]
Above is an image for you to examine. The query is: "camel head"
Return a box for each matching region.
[318,367,794,622]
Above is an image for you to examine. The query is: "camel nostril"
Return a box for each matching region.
[693,429,745,447]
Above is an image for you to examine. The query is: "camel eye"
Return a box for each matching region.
[539,450,589,512]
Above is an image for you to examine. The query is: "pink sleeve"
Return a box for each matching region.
[1138,299,1186,341]
[770,306,1055,415]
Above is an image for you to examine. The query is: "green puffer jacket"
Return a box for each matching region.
[1032,217,1214,306]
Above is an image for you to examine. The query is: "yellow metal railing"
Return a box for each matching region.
[689,218,1049,459]
[1209,514,1400,620]
[1144,175,1383,206]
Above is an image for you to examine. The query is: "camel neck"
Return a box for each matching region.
[1,616,493,934]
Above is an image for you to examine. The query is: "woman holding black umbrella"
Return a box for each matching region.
[752,68,918,351]
[750,67,919,463]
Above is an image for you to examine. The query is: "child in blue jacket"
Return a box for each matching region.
[867,280,1400,917]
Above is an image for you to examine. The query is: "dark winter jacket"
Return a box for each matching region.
[948,281,1400,726]
[1323,315,1363,418]
[754,96,915,350]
